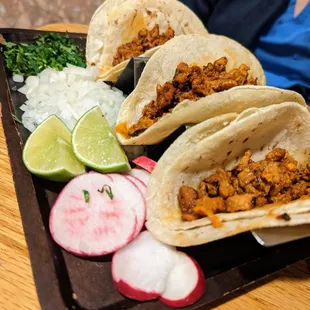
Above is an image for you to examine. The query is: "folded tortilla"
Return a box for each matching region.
[145,101,310,247]
[86,0,207,82]
[116,34,269,145]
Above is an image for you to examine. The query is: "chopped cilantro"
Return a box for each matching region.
[98,185,114,200]
[11,114,23,125]
[0,32,86,76]
[82,190,90,203]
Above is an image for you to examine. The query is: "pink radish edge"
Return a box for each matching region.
[124,174,147,195]
[114,279,160,302]
[49,172,142,257]
[132,156,156,173]
[110,174,146,239]
[112,231,179,301]
[112,231,206,307]
[159,254,206,308]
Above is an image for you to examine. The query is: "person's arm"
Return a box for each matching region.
[181,0,289,50]
[180,0,217,25]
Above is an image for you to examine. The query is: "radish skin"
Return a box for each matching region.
[110,174,146,238]
[159,253,205,308]
[112,231,206,306]
[124,174,147,196]
[112,231,179,301]
[132,156,156,173]
[115,280,160,301]
[49,172,145,256]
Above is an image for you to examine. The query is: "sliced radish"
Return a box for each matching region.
[112,231,179,301]
[128,168,150,185]
[159,253,205,308]
[49,172,145,256]
[132,156,156,173]
[110,173,146,238]
[124,174,147,196]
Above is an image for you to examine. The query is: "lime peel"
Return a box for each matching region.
[22,115,86,182]
[72,106,130,173]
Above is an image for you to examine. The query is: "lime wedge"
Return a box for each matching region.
[72,106,130,173]
[23,115,86,182]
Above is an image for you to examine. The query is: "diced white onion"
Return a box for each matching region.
[12,74,24,83]
[18,65,126,132]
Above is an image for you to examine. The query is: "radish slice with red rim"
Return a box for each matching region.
[128,168,150,186]
[112,231,179,301]
[109,173,146,238]
[132,156,156,173]
[159,252,205,308]
[124,174,147,196]
[49,172,145,256]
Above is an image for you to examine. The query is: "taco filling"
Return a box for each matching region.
[113,24,175,66]
[127,57,257,137]
[178,148,310,225]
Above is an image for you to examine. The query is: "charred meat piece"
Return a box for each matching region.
[287,181,308,200]
[269,192,292,204]
[179,148,310,223]
[231,177,244,194]
[127,116,157,137]
[248,160,269,174]
[256,196,268,207]
[207,183,218,197]
[217,168,235,198]
[237,168,256,188]
[156,82,176,111]
[244,183,261,195]
[113,25,175,66]
[225,194,257,212]
[261,161,295,188]
[173,62,190,85]
[197,181,208,198]
[176,89,200,102]
[266,148,286,161]
[233,149,252,173]
[197,181,218,198]
[193,196,226,215]
[178,186,198,214]
[213,57,228,72]
[208,79,238,92]
[128,57,256,136]
[301,162,310,181]
[204,168,235,199]
[142,100,158,119]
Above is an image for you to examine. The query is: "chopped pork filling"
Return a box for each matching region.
[112,24,175,66]
[128,57,257,137]
[178,148,310,222]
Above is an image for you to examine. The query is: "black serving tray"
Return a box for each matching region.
[1,28,310,310]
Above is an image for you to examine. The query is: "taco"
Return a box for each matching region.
[115,34,268,145]
[145,101,310,247]
[86,0,207,82]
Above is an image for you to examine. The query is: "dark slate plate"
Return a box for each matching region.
[1,28,310,310]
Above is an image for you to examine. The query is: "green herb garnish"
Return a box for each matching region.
[11,113,23,125]
[0,32,86,76]
[98,185,114,200]
[82,189,90,203]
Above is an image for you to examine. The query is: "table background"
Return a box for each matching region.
[1,13,310,310]
[0,0,101,29]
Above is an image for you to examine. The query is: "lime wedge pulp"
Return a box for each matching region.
[23,115,86,182]
[72,106,130,173]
